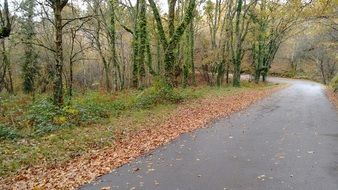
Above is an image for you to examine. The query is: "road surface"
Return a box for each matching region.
[80,78,338,190]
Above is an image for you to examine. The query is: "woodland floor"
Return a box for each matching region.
[0,82,283,189]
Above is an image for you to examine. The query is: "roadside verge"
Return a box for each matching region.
[1,84,285,190]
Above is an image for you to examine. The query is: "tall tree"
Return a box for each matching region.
[47,0,69,106]
[108,0,121,91]
[250,0,311,82]
[231,0,257,86]
[183,1,196,87]
[0,0,11,39]
[0,0,12,93]
[204,0,222,49]
[21,0,39,95]
[148,0,196,86]
[217,0,235,86]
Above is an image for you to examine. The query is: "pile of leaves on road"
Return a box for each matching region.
[326,74,338,109]
[326,89,338,109]
[0,85,284,190]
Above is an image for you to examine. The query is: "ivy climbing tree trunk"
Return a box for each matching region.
[132,0,154,88]
[229,0,257,87]
[183,13,195,87]
[21,0,38,97]
[148,0,196,86]
[132,0,140,88]
[168,0,177,38]
[0,0,11,39]
[137,0,146,88]
[232,0,243,87]
[252,0,267,83]
[189,19,196,86]
[109,0,119,91]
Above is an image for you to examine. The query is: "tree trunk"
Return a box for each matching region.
[262,72,267,82]
[1,39,13,93]
[156,33,161,73]
[233,55,241,87]
[148,0,196,86]
[190,19,196,86]
[182,23,191,87]
[109,0,120,91]
[22,0,38,95]
[0,0,11,39]
[53,1,67,107]
[232,0,243,87]
[168,0,177,38]
[69,61,73,98]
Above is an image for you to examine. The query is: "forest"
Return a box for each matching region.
[0,0,337,189]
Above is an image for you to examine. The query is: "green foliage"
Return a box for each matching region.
[20,0,39,94]
[0,81,186,138]
[23,97,121,136]
[0,124,20,140]
[74,93,124,120]
[0,94,127,139]
[330,74,338,92]
[25,99,63,135]
[135,77,183,108]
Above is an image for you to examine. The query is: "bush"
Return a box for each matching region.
[25,99,63,135]
[24,98,116,136]
[0,80,188,138]
[135,77,183,108]
[330,74,338,92]
[0,124,20,140]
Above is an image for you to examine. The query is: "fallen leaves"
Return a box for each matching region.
[0,85,284,190]
[326,88,338,109]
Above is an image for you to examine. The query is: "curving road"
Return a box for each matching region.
[80,78,338,190]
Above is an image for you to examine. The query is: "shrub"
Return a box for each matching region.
[25,99,63,135]
[135,77,183,108]
[0,124,20,140]
[24,98,114,136]
[330,74,338,92]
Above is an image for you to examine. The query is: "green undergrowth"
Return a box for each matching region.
[0,81,277,177]
[330,74,338,92]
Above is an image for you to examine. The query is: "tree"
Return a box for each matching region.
[0,0,12,93]
[204,0,222,49]
[217,0,235,86]
[132,0,154,88]
[250,0,336,83]
[230,0,257,86]
[0,0,11,39]
[148,0,196,86]
[0,38,13,93]
[21,0,39,96]
[46,0,69,106]
[182,16,195,87]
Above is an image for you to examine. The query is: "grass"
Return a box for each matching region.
[0,81,277,177]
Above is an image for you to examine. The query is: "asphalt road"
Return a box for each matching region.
[80,78,338,190]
